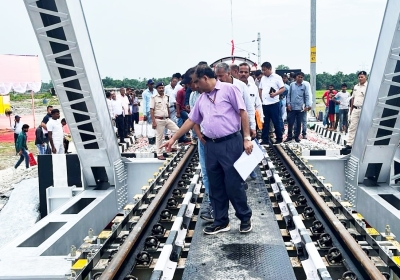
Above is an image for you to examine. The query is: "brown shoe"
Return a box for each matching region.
[171,148,178,152]
[157,156,166,160]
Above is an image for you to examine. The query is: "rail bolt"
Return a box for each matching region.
[287,179,296,186]
[151,223,165,236]
[311,220,324,233]
[92,272,102,280]
[291,186,301,195]
[327,247,343,264]
[160,209,172,220]
[341,271,357,280]
[135,251,151,265]
[145,236,159,250]
[178,180,186,187]
[167,198,178,208]
[297,195,307,206]
[123,276,138,280]
[318,233,332,247]
[173,189,182,197]
[382,272,390,279]
[303,206,315,218]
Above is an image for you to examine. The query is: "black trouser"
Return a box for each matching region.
[124,115,131,136]
[204,133,252,226]
[132,112,139,129]
[115,115,125,142]
[14,133,18,154]
[261,102,283,142]
[63,138,69,153]
[287,110,304,140]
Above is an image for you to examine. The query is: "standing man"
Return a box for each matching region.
[259,62,285,144]
[254,70,263,88]
[285,72,311,143]
[14,124,30,170]
[118,88,131,137]
[335,83,350,133]
[176,83,191,144]
[111,92,126,144]
[239,62,263,180]
[105,91,114,119]
[162,64,253,235]
[230,64,240,79]
[47,109,64,154]
[150,82,179,160]
[13,115,23,154]
[41,105,53,153]
[35,125,46,155]
[131,91,140,132]
[164,75,180,123]
[346,71,368,149]
[215,62,256,138]
[322,85,337,128]
[142,79,156,125]
[281,76,290,126]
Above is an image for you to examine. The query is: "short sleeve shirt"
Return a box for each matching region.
[259,74,284,105]
[47,118,64,142]
[150,93,169,118]
[323,90,337,107]
[189,81,246,138]
[352,82,368,107]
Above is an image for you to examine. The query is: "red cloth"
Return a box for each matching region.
[176,88,187,111]
[323,90,337,107]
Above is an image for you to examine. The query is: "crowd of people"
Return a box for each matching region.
[12,105,72,171]
[100,62,367,235]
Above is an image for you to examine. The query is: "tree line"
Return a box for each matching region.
[39,70,362,92]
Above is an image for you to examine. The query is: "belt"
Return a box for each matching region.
[203,131,240,143]
[154,116,169,120]
[353,105,362,109]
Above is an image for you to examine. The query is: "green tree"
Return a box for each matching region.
[276,64,290,70]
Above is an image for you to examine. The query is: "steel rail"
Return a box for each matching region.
[274,144,386,280]
[99,146,195,280]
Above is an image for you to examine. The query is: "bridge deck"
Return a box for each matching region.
[182,167,295,280]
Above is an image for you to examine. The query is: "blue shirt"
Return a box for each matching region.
[287,82,310,111]
[142,88,157,114]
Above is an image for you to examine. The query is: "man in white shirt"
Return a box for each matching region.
[118,88,131,137]
[47,109,64,154]
[164,76,179,124]
[258,62,285,144]
[111,92,126,144]
[105,91,114,119]
[335,83,350,133]
[239,62,263,180]
[13,115,23,154]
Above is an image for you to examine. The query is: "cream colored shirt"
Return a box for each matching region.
[150,93,169,117]
[352,81,368,107]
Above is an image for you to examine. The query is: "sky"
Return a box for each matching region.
[0,0,387,82]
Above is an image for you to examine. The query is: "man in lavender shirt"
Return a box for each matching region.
[163,65,253,235]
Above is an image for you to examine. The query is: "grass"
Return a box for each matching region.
[0,141,37,170]
[10,92,52,101]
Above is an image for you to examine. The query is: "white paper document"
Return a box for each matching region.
[234,140,265,181]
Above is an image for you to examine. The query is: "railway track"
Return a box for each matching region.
[65,142,400,280]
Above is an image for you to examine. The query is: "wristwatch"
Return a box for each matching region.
[244,136,251,141]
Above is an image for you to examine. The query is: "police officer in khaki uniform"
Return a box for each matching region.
[346,71,368,149]
[150,82,180,160]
